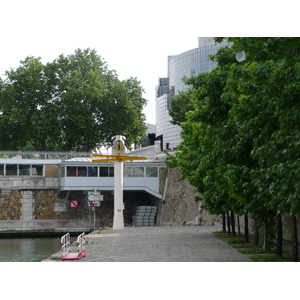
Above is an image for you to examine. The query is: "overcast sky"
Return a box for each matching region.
[0,1,296,124]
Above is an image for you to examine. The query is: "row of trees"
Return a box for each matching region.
[166,38,300,261]
[0,48,147,152]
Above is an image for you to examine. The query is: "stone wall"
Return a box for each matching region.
[282,213,300,242]
[0,190,22,220]
[220,212,300,245]
[34,190,87,220]
[0,189,93,233]
[159,167,220,226]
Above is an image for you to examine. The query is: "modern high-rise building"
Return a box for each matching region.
[155,37,229,151]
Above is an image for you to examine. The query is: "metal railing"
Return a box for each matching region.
[0,151,92,159]
[61,233,71,258]
[61,232,86,260]
[76,232,86,258]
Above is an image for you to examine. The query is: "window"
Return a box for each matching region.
[146,167,158,177]
[6,165,17,176]
[100,167,108,177]
[88,167,97,177]
[19,165,30,175]
[132,167,144,177]
[67,166,77,177]
[66,166,87,177]
[0,164,44,176]
[109,167,114,177]
[32,165,43,176]
[78,166,87,177]
[124,167,131,177]
[124,167,144,177]
[100,167,114,177]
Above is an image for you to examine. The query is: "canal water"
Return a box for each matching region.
[0,236,62,262]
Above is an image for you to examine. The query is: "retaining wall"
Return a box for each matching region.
[0,189,93,234]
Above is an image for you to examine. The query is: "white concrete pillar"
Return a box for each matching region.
[111,135,126,230]
[113,161,124,229]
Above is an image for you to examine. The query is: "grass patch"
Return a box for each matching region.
[227,237,246,244]
[213,231,233,240]
[249,253,292,262]
[237,244,265,254]
[232,244,247,249]
[213,231,296,261]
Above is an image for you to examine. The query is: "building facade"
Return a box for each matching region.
[156,37,229,150]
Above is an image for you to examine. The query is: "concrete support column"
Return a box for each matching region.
[113,161,124,229]
[21,190,34,229]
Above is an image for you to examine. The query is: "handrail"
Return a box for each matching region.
[61,232,86,260]
[61,233,71,258]
[76,232,86,258]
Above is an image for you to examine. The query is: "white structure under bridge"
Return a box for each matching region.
[0,150,167,234]
[59,157,165,199]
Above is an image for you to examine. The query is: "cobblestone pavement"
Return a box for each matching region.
[45,225,252,262]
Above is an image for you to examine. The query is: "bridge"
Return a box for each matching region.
[59,157,164,199]
[0,146,167,233]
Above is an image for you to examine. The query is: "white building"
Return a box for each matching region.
[155,37,228,150]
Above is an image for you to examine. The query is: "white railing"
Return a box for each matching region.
[76,232,86,258]
[61,233,71,258]
[61,232,86,260]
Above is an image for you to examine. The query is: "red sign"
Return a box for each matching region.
[70,199,78,208]
[89,201,100,207]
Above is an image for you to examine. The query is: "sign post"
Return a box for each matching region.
[88,192,103,230]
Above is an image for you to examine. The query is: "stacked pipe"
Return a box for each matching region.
[132,206,157,226]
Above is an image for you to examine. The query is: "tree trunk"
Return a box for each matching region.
[254,221,259,246]
[222,212,226,231]
[263,216,268,252]
[244,213,249,243]
[276,213,282,257]
[237,215,241,237]
[291,215,298,262]
[231,210,236,235]
[226,211,231,234]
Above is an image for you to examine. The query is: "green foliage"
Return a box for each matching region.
[169,89,195,126]
[0,48,147,151]
[166,37,300,238]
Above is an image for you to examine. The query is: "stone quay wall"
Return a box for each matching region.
[158,167,220,226]
[0,189,93,234]
[237,213,300,244]
[160,166,300,245]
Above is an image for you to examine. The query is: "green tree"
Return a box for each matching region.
[166,49,245,236]
[167,37,300,259]
[0,48,147,151]
[216,38,300,258]
[0,56,62,150]
[169,88,195,126]
[222,38,300,259]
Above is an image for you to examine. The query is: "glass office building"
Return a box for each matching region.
[156,37,229,150]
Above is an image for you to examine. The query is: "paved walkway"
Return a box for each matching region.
[44,225,252,262]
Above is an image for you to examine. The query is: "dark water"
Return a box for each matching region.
[0,236,61,262]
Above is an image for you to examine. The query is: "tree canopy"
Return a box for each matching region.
[0,48,147,152]
[166,37,300,256]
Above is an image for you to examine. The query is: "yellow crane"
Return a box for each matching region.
[92,154,148,162]
[91,135,148,229]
